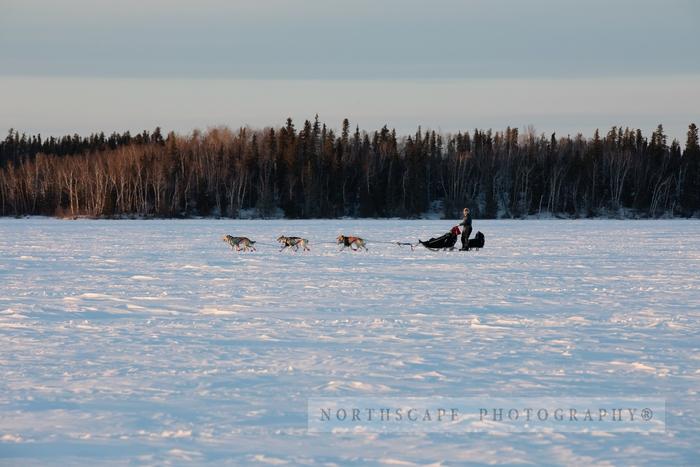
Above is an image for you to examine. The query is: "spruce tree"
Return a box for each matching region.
[681,123,700,213]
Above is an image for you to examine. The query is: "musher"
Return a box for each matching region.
[459,207,472,251]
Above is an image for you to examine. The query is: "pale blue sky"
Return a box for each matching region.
[1,0,698,140]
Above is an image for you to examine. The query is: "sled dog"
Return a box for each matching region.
[277,236,310,252]
[222,235,256,252]
[337,235,368,251]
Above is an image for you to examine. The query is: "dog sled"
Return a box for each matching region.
[418,226,460,250]
[417,226,485,251]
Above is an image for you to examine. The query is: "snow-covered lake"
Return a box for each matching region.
[1,218,699,465]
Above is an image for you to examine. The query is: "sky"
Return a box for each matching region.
[1,0,698,141]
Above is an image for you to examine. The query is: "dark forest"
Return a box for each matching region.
[1,118,698,219]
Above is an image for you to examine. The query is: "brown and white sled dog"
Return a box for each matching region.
[222,235,256,252]
[277,236,310,252]
[337,235,368,251]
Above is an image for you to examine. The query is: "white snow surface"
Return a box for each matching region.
[0,218,699,465]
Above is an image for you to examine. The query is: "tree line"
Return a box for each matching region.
[1,118,698,219]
